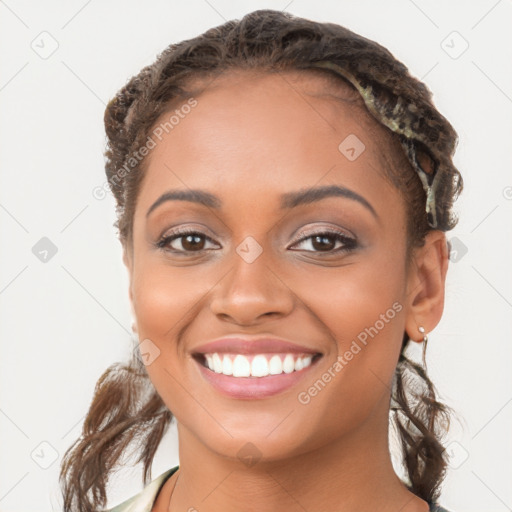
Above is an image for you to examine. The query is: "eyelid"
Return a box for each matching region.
[297,226,355,240]
[159,224,219,241]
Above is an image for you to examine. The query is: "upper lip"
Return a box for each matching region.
[192,337,322,355]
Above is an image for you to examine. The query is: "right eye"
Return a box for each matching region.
[156,228,221,254]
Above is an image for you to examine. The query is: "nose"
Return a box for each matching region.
[209,248,295,326]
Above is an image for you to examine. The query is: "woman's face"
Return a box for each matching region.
[124,71,434,462]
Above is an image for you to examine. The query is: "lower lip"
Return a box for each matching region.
[194,356,321,399]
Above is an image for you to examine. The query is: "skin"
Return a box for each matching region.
[123,71,449,512]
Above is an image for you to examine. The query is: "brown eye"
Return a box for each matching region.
[310,234,336,251]
[290,230,357,254]
[181,233,206,251]
[157,229,220,253]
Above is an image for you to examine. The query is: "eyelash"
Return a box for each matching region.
[156,227,357,255]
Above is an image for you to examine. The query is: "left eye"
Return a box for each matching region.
[290,231,357,253]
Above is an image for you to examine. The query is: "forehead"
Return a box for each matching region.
[136,70,400,220]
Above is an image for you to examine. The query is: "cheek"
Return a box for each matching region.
[130,261,214,420]
[286,254,407,425]
[131,261,211,339]
[289,249,406,342]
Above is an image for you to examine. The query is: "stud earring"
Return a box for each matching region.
[418,326,428,343]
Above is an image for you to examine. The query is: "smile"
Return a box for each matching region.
[199,352,322,377]
[192,352,323,399]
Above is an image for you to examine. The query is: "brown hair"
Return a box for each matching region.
[60,9,462,511]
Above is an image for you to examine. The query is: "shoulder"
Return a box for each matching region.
[102,466,179,512]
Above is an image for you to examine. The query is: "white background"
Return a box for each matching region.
[0,1,511,511]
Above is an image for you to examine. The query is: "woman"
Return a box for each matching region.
[60,9,462,512]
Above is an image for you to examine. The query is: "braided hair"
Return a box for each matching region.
[60,10,462,511]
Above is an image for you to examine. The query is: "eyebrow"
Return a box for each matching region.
[146,184,378,219]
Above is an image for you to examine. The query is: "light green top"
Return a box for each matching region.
[104,466,179,512]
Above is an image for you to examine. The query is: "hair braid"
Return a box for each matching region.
[60,351,170,512]
[391,334,452,502]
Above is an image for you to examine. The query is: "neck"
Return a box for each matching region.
[166,399,430,512]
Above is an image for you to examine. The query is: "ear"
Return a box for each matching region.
[122,246,137,334]
[404,231,449,343]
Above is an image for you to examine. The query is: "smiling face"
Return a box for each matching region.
[123,70,433,463]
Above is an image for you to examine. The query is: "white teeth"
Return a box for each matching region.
[222,354,233,375]
[282,354,295,374]
[202,352,317,377]
[302,355,313,368]
[269,355,283,375]
[212,353,223,373]
[232,354,251,377]
[251,355,269,377]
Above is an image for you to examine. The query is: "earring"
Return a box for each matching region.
[418,326,428,343]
